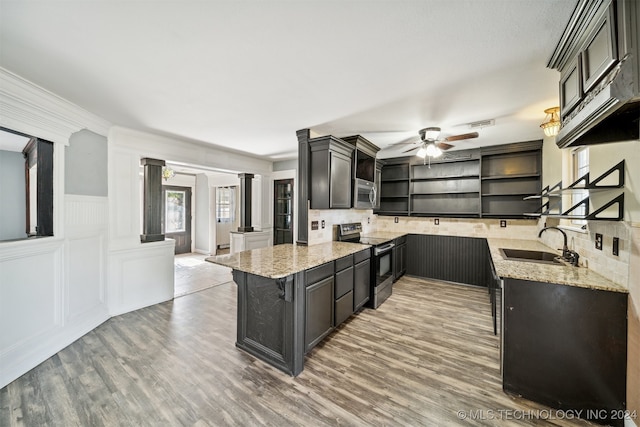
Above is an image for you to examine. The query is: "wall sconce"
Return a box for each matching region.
[540,107,561,137]
[162,166,175,181]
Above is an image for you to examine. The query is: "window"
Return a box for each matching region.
[571,147,589,225]
[216,186,236,223]
[165,190,186,233]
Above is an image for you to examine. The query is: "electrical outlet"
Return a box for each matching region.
[311,221,319,230]
[321,220,325,229]
[613,237,619,256]
[367,217,370,224]
[394,217,399,223]
[595,233,603,250]
[434,218,439,225]
[500,220,507,228]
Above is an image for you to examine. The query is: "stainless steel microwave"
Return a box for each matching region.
[353,178,376,209]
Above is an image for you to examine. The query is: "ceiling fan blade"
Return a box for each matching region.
[436,142,454,151]
[444,132,479,142]
[402,146,420,154]
[388,136,420,147]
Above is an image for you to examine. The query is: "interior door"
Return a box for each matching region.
[163,185,192,254]
[274,179,294,245]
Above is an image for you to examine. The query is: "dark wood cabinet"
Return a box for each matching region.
[305,262,335,352]
[309,136,354,209]
[374,160,383,211]
[334,255,354,326]
[548,0,640,148]
[353,249,371,311]
[480,141,542,218]
[581,1,618,92]
[393,236,407,281]
[379,159,410,215]
[503,278,627,426]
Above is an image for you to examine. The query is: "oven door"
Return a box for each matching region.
[353,179,376,209]
[374,243,394,286]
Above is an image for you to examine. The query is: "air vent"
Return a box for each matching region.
[468,119,495,129]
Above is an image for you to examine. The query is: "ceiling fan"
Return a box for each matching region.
[401,127,479,162]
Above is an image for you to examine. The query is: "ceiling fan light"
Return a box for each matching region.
[423,127,441,141]
[540,106,561,137]
[425,143,442,158]
[416,147,428,158]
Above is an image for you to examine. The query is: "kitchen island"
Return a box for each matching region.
[206,241,370,376]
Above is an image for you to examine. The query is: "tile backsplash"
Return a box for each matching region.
[307,212,632,290]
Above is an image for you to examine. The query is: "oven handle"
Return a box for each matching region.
[374,243,394,255]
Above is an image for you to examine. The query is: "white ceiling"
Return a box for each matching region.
[0,0,576,161]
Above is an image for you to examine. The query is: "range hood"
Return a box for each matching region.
[548,0,640,149]
[556,56,640,148]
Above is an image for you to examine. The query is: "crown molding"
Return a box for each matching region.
[0,67,111,145]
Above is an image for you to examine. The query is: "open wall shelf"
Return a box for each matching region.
[523,161,625,221]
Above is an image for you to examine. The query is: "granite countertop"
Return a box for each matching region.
[487,238,627,293]
[206,241,370,279]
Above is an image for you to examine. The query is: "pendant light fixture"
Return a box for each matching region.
[540,107,561,137]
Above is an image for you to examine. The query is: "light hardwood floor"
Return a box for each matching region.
[174,253,233,297]
[1,275,594,426]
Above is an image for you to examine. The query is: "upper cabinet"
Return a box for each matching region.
[548,0,640,148]
[378,141,542,219]
[309,136,354,209]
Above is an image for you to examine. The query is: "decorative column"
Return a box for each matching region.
[140,158,165,243]
[238,173,254,232]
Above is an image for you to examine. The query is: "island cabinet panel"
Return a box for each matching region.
[353,249,371,311]
[503,278,627,427]
[304,262,335,352]
[406,234,487,286]
[234,271,304,376]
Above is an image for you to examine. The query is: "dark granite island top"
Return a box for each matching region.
[206,241,371,376]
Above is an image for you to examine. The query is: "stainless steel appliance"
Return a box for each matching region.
[353,178,376,209]
[337,222,394,308]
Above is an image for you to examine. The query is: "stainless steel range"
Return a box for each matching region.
[337,222,394,308]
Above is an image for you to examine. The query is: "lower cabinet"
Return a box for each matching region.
[305,262,335,353]
[353,249,371,311]
[334,255,355,326]
[503,278,627,427]
[393,236,407,281]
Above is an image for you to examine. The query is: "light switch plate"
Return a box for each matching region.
[613,237,619,256]
[394,217,399,223]
[500,220,507,228]
[434,218,439,225]
[311,221,319,230]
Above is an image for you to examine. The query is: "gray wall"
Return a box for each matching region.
[65,129,108,196]
[0,150,26,240]
[273,159,297,172]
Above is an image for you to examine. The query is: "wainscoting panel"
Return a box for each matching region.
[108,240,175,316]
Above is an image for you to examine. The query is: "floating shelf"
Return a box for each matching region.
[525,161,625,221]
[411,175,479,181]
[481,173,540,181]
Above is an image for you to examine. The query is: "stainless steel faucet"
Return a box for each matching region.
[538,226,580,266]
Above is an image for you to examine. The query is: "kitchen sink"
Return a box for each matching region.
[499,248,563,265]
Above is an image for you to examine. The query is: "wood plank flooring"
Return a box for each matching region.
[1,276,594,426]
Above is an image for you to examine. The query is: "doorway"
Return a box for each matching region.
[163,185,192,254]
[274,179,294,245]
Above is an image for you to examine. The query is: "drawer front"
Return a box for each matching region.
[335,254,354,272]
[354,248,371,264]
[335,290,354,326]
[335,266,354,299]
[306,261,334,284]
